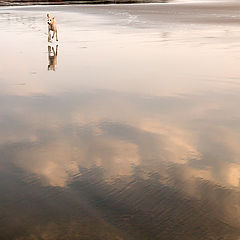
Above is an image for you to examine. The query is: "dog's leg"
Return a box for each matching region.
[48,29,51,42]
[52,47,56,56]
[56,30,58,41]
[48,46,51,70]
[56,45,58,56]
[52,31,55,40]
[48,45,51,55]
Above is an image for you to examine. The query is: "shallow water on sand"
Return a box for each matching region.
[1,4,240,240]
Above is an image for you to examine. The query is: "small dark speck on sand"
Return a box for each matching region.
[14,83,26,86]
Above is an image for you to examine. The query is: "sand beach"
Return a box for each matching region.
[1,1,240,239]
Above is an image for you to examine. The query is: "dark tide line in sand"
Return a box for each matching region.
[0,0,171,7]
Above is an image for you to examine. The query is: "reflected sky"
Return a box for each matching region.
[1,4,240,240]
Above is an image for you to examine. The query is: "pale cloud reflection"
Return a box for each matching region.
[1,90,240,190]
[139,118,200,164]
[2,89,240,238]
[12,117,201,187]
[17,141,79,187]
[227,164,240,187]
[15,136,140,187]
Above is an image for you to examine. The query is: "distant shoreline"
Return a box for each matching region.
[0,0,171,6]
[0,0,238,7]
[1,0,240,28]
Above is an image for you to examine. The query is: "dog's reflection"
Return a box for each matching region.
[48,45,58,71]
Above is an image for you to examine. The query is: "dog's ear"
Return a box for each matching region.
[52,17,55,20]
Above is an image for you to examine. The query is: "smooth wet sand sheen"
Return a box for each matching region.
[1,2,240,239]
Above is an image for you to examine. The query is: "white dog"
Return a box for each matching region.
[47,13,58,42]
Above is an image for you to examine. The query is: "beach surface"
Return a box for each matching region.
[1,2,240,240]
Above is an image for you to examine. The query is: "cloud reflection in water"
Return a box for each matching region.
[1,90,240,239]
[1,6,240,240]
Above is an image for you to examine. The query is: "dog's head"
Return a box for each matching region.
[47,14,54,26]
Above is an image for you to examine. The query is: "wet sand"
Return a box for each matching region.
[1,2,240,240]
[65,1,240,26]
[6,1,240,26]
